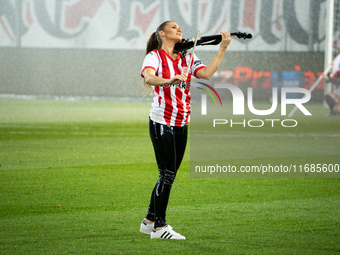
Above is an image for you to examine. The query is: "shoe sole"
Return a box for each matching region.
[150,230,185,240]
[140,228,152,235]
[150,235,186,240]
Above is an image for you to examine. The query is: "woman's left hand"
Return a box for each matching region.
[220,32,231,50]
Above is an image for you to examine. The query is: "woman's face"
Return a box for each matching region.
[160,22,182,44]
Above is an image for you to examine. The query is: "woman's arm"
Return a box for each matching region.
[144,68,187,86]
[328,77,340,86]
[195,32,231,80]
[322,73,340,86]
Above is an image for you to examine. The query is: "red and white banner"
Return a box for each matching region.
[0,0,329,51]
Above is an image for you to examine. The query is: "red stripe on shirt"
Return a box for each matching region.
[175,88,184,125]
[163,86,173,125]
[184,90,191,124]
[183,54,191,124]
[158,50,173,125]
[173,57,185,125]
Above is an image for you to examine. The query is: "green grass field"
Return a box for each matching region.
[0,98,339,254]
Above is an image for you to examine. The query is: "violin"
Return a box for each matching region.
[174,32,252,52]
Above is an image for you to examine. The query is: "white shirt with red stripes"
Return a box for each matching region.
[141,49,206,127]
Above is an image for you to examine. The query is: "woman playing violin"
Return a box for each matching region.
[140,20,231,240]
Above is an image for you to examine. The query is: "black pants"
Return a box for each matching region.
[146,118,188,228]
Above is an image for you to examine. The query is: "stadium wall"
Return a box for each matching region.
[0,48,324,100]
[0,0,327,101]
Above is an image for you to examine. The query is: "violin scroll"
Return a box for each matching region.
[230,32,252,39]
[174,31,252,52]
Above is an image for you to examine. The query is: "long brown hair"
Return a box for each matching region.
[145,21,170,55]
[143,21,171,94]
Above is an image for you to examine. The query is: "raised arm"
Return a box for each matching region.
[195,32,231,79]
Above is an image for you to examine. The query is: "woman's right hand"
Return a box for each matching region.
[321,73,329,81]
[168,73,188,85]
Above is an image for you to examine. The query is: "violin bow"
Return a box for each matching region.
[186,29,200,76]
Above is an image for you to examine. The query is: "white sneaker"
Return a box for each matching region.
[140,219,154,235]
[150,225,186,240]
